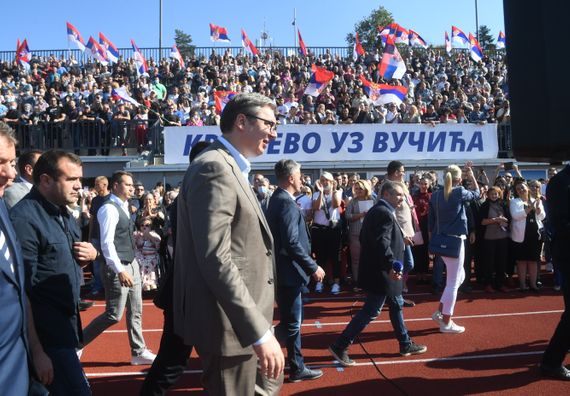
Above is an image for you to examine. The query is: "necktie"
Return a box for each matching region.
[0,227,14,274]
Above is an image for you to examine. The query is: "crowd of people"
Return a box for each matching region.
[0,46,510,154]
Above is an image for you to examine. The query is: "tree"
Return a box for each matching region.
[346,6,394,52]
[174,29,195,58]
[477,25,494,50]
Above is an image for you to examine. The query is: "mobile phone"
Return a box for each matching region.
[504,162,514,171]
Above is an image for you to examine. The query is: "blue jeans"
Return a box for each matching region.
[90,239,104,293]
[275,286,305,374]
[404,244,414,273]
[44,347,91,396]
[335,292,411,350]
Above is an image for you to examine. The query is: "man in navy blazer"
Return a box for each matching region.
[329,181,427,366]
[267,159,325,383]
[541,164,570,380]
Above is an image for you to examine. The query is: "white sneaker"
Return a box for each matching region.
[315,281,323,293]
[440,320,465,334]
[331,283,340,294]
[431,311,444,326]
[131,349,156,365]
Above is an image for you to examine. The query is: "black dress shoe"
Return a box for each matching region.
[403,298,416,307]
[540,365,570,381]
[289,367,324,383]
[79,300,94,311]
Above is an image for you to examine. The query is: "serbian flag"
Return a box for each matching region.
[451,26,469,47]
[241,29,258,56]
[304,64,334,97]
[353,32,365,59]
[16,39,31,70]
[66,22,86,51]
[395,25,409,45]
[99,32,119,63]
[131,39,148,76]
[170,44,185,68]
[210,23,231,42]
[445,31,452,54]
[409,29,428,49]
[469,33,483,62]
[112,86,140,107]
[214,90,237,114]
[378,23,399,44]
[298,30,308,56]
[497,31,506,49]
[379,35,406,80]
[359,75,408,106]
[86,36,108,65]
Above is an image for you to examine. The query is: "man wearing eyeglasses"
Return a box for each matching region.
[173,93,284,395]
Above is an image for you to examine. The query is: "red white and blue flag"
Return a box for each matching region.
[16,39,31,70]
[304,64,334,97]
[445,31,452,54]
[469,33,483,62]
[214,90,237,114]
[112,86,140,107]
[359,75,408,106]
[353,32,365,59]
[170,44,185,68]
[66,22,86,51]
[298,30,308,57]
[241,29,259,56]
[497,31,506,49]
[99,32,119,63]
[210,23,231,43]
[378,23,399,44]
[395,25,409,45]
[379,35,406,80]
[131,39,149,76]
[451,26,469,47]
[409,29,428,49]
[86,36,108,65]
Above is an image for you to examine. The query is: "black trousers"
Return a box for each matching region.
[541,266,570,368]
[311,225,342,279]
[139,308,192,396]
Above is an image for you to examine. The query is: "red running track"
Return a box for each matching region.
[81,280,569,395]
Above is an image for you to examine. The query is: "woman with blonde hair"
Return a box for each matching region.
[429,163,479,333]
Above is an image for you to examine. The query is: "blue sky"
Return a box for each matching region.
[2,0,504,50]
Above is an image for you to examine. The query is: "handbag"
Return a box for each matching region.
[428,192,462,258]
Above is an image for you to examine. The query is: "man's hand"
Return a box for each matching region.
[311,266,325,282]
[32,348,53,385]
[118,271,134,287]
[73,242,98,262]
[404,236,414,246]
[314,180,323,193]
[389,268,403,281]
[253,334,284,380]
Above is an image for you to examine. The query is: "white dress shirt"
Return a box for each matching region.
[97,194,130,274]
[217,135,251,182]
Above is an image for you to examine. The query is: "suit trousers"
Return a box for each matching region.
[197,350,283,396]
[82,259,146,355]
[541,266,570,368]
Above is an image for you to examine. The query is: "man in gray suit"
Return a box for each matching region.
[173,93,284,395]
[4,149,41,209]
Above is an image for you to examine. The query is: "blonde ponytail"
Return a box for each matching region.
[443,164,462,201]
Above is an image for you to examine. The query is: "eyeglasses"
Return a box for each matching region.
[142,223,151,228]
[244,113,277,132]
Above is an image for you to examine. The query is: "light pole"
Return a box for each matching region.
[159,0,163,57]
[475,0,479,42]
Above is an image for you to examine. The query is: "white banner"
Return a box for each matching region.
[164,123,498,164]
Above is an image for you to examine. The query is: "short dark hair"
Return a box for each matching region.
[274,159,300,182]
[110,171,133,189]
[17,150,42,175]
[380,180,401,197]
[219,93,276,134]
[387,161,404,176]
[33,150,82,185]
[189,141,211,162]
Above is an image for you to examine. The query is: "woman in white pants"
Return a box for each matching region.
[428,164,480,333]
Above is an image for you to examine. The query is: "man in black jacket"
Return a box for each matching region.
[329,181,427,366]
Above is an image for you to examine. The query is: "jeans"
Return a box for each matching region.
[275,286,305,375]
[404,244,414,273]
[44,347,91,396]
[335,292,411,350]
[90,239,104,293]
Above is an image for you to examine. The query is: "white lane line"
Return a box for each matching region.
[100,309,563,334]
[85,350,545,378]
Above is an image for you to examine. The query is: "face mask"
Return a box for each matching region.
[258,186,268,194]
[305,179,311,186]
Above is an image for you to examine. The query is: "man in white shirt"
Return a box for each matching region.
[82,171,156,365]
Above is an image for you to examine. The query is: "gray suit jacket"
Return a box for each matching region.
[4,177,32,209]
[173,139,276,356]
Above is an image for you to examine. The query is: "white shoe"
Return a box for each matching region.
[315,281,323,293]
[431,311,444,326]
[131,349,156,365]
[331,283,340,294]
[440,320,465,334]
[76,348,83,360]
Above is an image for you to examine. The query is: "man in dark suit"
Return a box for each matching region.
[541,164,570,380]
[267,159,325,383]
[3,149,42,209]
[329,181,427,366]
[173,93,284,395]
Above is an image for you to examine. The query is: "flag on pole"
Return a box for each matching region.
[66,22,86,51]
[16,38,20,53]
[359,75,408,106]
[298,30,308,56]
[170,44,185,68]
[469,33,483,62]
[99,32,119,63]
[497,31,506,49]
[241,29,259,56]
[131,39,149,76]
[209,23,231,42]
[409,29,428,49]
[353,32,365,59]
[445,31,452,54]
[86,36,108,65]
[395,25,409,45]
[304,64,334,97]
[379,35,407,80]
[16,39,31,71]
[214,90,237,114]
[378,23,399,44]
[451,26,469,47]
[112,86,141,107]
